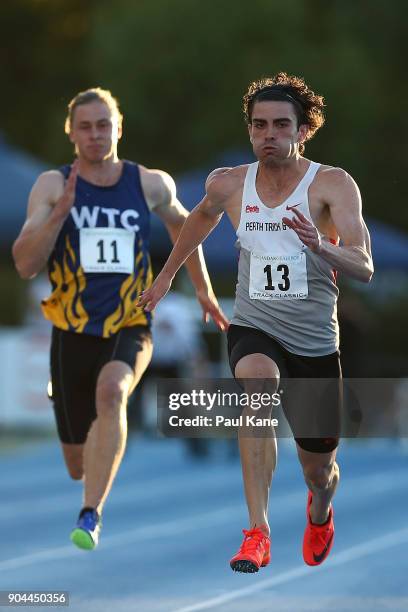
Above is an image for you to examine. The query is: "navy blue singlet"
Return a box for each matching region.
[41,160,153,337]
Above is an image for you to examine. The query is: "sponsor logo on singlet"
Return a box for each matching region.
[245,204,260,213]
[70,205,140,232]
[245,221,288,232]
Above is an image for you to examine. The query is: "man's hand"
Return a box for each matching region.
[282,208,322,253]
[137,272,173,312]
[195,288,229,332]
[138,275,229,332]
[54,160,79,218]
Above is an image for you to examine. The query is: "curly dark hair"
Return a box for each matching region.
[243,72,325,154]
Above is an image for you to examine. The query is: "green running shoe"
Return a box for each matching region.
[70,508,101,551]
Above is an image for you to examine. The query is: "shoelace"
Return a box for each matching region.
[239,528,267,552]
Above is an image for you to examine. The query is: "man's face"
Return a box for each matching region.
[69,101,121,163]
[248,100,307,163]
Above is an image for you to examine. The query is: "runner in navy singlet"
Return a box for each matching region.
[12,87,228,550]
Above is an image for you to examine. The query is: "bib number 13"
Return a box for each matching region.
[249,251,307,300]
[264,264,290,292]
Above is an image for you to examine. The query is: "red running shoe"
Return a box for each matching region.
[303,491,334,566]
[230,527,271,573]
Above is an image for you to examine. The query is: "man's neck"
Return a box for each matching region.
[77,156,123,187]
[258,156,308,189]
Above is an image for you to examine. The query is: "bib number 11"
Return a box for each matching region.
[264,264,290,292]
[97,239,120,264]
[80,228,135,273]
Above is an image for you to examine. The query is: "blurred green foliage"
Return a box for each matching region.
[1,0,407,228]
[1,1,407,374]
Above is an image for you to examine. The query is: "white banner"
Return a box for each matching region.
[0,327,54,428]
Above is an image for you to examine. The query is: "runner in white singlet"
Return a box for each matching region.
[139,72,374,572]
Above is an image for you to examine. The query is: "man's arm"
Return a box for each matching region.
[141,169,216,293]
[139,168,229,329]
[12,162,79,279]
[138,169,232,317]
[283,168,374,283]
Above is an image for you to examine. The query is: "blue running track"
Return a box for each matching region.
[1,437,407,611]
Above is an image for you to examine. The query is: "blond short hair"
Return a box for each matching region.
[64,87,123,133]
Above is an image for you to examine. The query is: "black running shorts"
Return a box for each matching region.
[227,324,341,453]
[50,325,152,444]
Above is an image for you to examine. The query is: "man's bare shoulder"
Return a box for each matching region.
[313,163,362,215]
[31,170,65,204]
[139,165,172,185]
[206,165,248,204]
[36,169,65,187]
[316,164,357,189]
[139,165,176,208]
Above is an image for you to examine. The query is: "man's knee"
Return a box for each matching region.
[96,378,129,417]
[235,353,280,388]
[235,354,280,421]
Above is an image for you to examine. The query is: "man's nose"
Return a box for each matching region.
[265,125,276,140]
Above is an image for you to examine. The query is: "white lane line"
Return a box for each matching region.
[173,527,408,612]
[0,503,244,572]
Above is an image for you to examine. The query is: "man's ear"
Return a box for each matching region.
[297,124,308,143]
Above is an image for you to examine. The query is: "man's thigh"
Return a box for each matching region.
[50,326,152,444]
[227,324,288,380]
[100,325,153,394]
[283,351,342,453]
[50,327,101,445]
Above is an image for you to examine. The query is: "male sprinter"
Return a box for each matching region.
[139,73,373,571]
[12,88,228,550]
